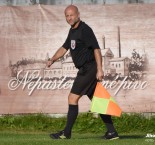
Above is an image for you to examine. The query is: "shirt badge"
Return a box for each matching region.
[71,40,76,50]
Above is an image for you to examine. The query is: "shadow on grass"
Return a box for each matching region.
[119,135,145,139]
[77,134,145,140]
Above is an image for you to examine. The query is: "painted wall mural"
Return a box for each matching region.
[0,4,155,114]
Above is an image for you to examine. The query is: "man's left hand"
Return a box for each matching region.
[96,69,104,81]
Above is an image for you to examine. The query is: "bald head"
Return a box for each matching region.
[64,5,79,15]
[64,5,80,28]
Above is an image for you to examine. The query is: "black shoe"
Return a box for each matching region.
[104,131,119,140]
[49,130,71,139]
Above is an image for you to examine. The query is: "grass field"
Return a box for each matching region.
[0,131,154,145]
[0,113,155,145]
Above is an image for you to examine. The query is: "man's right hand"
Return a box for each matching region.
[47,59,54,68]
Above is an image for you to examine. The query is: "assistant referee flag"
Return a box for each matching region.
[90,82,122,117]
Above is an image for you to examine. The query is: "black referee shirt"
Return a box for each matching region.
[62,21,100,69]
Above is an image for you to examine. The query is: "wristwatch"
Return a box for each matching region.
[48,58,54,64]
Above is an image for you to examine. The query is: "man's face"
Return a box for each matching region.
[65,8,79,27]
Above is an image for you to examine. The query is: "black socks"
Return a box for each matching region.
[64,104,78,137]
[100,114,116,133]
[64,104,116,137]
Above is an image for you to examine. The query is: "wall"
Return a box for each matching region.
[0,4,155,114]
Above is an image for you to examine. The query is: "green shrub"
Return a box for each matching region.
[0,113,154,133]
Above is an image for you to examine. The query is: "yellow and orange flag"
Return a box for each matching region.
[90,82,122,117]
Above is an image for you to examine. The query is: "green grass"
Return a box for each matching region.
[0,131,154,145]
[0,113,155,145]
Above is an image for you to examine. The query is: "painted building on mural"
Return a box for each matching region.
[62,56,78,78]
[14,47,130,79]
[101,48,115,75]
[44,60,62,79]
[44,53,78,79]
[109,57,130,76]
[49,48,130,78]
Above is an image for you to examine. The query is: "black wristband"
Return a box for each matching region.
[48,58,54,64]
[48,58,52,61]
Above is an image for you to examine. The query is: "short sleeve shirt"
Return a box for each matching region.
[62,21,100,68]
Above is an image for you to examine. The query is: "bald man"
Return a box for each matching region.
[47,5,119,140]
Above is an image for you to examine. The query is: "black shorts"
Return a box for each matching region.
[71,61,97,99]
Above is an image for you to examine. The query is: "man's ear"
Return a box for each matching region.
[78,12,80,18]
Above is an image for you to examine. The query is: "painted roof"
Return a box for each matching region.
[101,48,114,57]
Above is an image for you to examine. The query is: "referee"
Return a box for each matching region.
[47,5,119,140]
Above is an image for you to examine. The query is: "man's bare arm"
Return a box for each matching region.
[94,49,104,81]
[47,47,67,67]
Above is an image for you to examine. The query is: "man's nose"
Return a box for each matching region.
[68,16,72,20]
